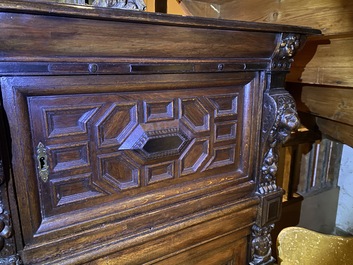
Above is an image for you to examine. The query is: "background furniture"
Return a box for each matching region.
[277,227,353,265]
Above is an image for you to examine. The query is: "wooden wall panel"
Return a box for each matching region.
[220,0,353,35]
[300,85,353,147]
[317,118,353,148]
[287,35,353,87]
[301,86,353,127]
[180,0,221,18]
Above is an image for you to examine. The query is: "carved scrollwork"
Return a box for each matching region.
[0,161,3,186]
[0,204,21,263]
[0,205,12,251]
[0,159,20,263]
[272,33,302,70]
[250,224,275,265]
[0,162,12,253]
[278,34,300,60]
[0,255,22,265]
[92,0,146,11]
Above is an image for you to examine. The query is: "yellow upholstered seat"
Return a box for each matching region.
[277,227,353,265]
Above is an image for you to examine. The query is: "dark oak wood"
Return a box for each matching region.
[0,1,319,264]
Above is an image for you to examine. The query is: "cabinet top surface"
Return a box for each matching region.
[0,0,320,35]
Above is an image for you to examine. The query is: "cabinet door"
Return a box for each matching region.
[1,72,262,264]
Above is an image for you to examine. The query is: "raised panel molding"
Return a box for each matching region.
[47,142,90,172]
[143,99,176,123]
[214,121,237,143]
[145,161,175,185]
[179,138,210,176]
[95,102,138,148]
[203,145,236,171]
[97,152,140,192]
[208,94,239,119]
[180,98,211,133]
[43,105,99,138]
[50,173,104,207]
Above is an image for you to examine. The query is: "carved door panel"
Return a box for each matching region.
[1,72,263,262]
[28,87,242,216]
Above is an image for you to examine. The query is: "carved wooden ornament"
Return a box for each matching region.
[92,0,146,10]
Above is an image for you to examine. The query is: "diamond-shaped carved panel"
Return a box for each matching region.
[179,138,209,176]
[98,153,140,191]
[180,98,210,133]
[96,103,138,148]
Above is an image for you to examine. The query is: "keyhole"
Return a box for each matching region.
[39,157,45,169]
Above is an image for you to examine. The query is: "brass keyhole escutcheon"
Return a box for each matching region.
[36,142,49,182]
[39,156,46,169]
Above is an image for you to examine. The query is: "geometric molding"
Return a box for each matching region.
[95,102,138,148]
[145,161,175,185]
[180,98,210,133]
[179,138,209,176]
[143,99,175,123]
[214,121,237,143]
[98,152,140,191]
[119,125,190,160]
[47,142,90,172]
[44,105,99,138]
[202,145,236,171]
[50,173,104,207]
[208,94,238,119]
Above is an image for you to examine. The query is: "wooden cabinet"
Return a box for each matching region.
[0,1,319,264]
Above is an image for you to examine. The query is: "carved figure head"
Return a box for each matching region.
[279,34,300,59]
[275,95,300,143]
[278,102,299,142]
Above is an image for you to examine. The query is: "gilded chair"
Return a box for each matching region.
[276,226,353,265]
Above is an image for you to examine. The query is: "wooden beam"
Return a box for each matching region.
[287,35,353,87]
[220,0,353,35]
[300,85,353,127]
[317,118,353,148]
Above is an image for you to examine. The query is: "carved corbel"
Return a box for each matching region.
[250,87,300,265]
[271,33,304,71]
[260,90,300,194]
